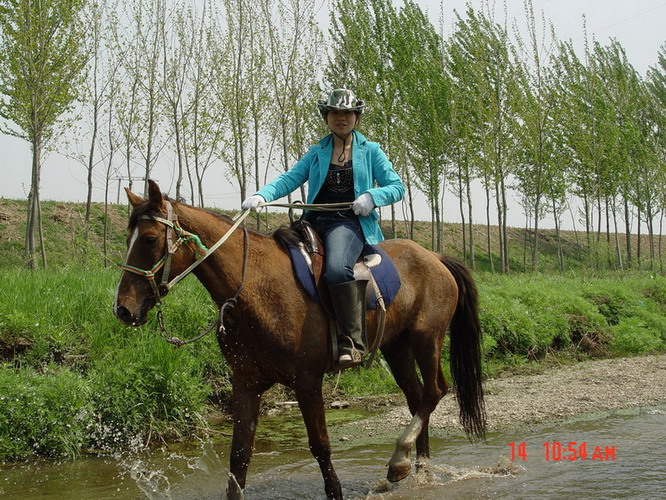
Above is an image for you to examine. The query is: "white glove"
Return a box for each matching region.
[352,193,374,216]
[241,194,265,212]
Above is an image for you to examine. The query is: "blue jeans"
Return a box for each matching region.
[310,212,365,285]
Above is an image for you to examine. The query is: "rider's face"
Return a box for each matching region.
[326,110,357,137]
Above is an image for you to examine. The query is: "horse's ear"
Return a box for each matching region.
[147,179,167,212]
[125,188,144,208]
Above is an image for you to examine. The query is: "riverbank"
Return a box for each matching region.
[332,354,666,438]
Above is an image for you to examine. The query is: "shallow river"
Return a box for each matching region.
[2,406,664,499]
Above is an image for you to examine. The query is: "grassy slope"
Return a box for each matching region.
[2,197,666,271]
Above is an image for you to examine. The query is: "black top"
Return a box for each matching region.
[313,161,354,204]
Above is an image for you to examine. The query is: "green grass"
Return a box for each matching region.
[477,271,666,363]
[0,365,92,460]
[329,358,400,397]
[0,266,222,460]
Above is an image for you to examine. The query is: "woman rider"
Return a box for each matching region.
[242,89,404,367]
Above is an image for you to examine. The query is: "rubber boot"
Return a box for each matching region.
[329,280,368,367]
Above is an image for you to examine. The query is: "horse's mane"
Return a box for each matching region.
[128,200,157,229]
[272,225,303,251]
[128,195,236,229]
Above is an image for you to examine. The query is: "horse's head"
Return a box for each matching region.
[114,180,204,326]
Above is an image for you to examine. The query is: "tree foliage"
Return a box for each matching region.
[3,0,666,273]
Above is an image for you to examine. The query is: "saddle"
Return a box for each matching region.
[284,219,400,369]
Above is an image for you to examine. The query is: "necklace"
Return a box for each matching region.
[333,135,352,164]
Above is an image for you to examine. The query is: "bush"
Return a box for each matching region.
[0,366,93,461]
[88,333,210,449]
[610,315,666,354]
[582,277,666,355]
[477,274,635,360]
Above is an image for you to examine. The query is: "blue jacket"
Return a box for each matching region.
[255,130,404,245]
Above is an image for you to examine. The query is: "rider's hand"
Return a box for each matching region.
[241,195,265,212]
[352,193,374,217]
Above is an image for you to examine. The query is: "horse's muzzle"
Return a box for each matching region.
[114,304,148,326]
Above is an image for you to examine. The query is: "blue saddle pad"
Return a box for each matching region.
[287,244,401,310]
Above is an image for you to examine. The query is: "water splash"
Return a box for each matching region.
[129,460,172,500]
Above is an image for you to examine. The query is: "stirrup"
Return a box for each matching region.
[338,338,363,367]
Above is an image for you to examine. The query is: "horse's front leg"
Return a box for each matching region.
[295,379,343,500]
[226,382,265,500]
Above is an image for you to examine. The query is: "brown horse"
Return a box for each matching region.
[114,180,485,500]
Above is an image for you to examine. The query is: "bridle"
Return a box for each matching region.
[121,201,208,299]
[120,200,251,346]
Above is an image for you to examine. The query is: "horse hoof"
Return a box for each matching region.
[387,459,412,482]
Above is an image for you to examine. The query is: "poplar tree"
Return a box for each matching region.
[512,0,558,270]
[646,43,666,269]
[183,1,226,207]
[446,6,518,270]
[0,0,88,269]
[446,8,482,263]
[260,0,323,207]
[218,0,265,202]
[393,0,449,250]
[327,0,403,236]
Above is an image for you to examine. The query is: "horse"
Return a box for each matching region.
[114,180,485,500]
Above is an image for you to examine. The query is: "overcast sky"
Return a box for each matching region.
[2,0,665,226]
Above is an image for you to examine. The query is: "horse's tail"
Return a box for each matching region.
[439,255,486,441]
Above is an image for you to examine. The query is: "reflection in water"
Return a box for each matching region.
[0,407,664,499]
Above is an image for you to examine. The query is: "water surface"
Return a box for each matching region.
[1,406,664,499]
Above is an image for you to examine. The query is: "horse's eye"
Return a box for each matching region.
[143,236,158,246]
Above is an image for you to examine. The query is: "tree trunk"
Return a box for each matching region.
[406,168,414,239]
[501,174,509,272]
[531,196,540,271]
[583,193,591,265]
[435,195,442,253]
[457,164,467,263]
[174,106,184,201]
[485,174,494,272]
[430,201,435,250]
[646,199,655,270]
[531,162,543,270]
[624,197,632,268]
[523,211,530,269]
[611,197,623,271]
[466,165,475,270]
[85,104,99,243]
[551,197,563,273]
[568,200,582,261]
[637,205,642,270]
[495,181,503,273]
[659,209,664,273]
[26,134,43,269]
[605,195,612,268]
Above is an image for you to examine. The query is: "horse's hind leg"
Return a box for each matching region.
[381,337,423,482]
[383,331,447,482]
[226,381,268,500]
[295,378,343,500]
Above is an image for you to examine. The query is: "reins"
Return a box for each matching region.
[121,199,385,368]
[120,201,350,346]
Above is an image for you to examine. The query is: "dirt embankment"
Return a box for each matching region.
[336,355,666,436]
